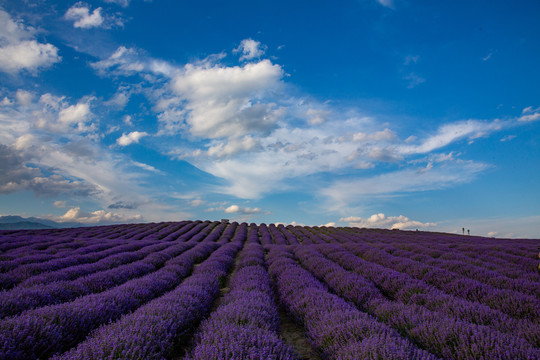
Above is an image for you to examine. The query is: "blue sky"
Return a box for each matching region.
[0,0,539,237]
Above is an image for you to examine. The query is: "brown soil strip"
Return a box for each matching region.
[278,307,323,360]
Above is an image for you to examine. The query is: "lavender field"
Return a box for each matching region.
[0,220,538,360]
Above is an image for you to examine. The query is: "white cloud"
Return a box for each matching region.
[91,46,174,77]
[234,39,267,61]
[306,108,330,125]
[0,10,60,74]
[518,106,540,122]
[398,120,504,155]
[403,72,425,88]
[404,55,419,65]
[15,90,34,106]
[190,199,204,207]
[322,159,488,211]
[171,59,284,139]
[58,206,142,224]
[376,0,395,8]
[53,200,66,208]
[0,40,60,74]
[340,213,436,229]
[224,204,261,214]
[207,136,260,158]
[58,102,91,124]
[117,131,148,146]
[500,134,516,142]
[104,90,130,108]
[65,3,104,29]
[103,0,131,7]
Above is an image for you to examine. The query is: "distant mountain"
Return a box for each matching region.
[0,221,55,230]
[0,216,84,230]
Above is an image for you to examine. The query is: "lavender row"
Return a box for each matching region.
[0,238,99,272]
[370,242,540,297]
[217,222,239,243]
[0,241,183,318]
[294,226,328,244]
[0,237,154,289]
[258,223,273,245]
[370,239,540,282]
[277,224,300,245]
[317,243,539,346]
[342,242,540,323]
[177,221,215,241]
[294,245,539,359]
[0,241,220,360]
[186,242,296,360]
[159,220,202,241]
[268,224,288,245]
[0,235,83,261]
[266,245,439,360]
[315,226,540,320]
[18,240,166,287]
[53,228,246,360]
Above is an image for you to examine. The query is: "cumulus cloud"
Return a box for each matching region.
[116,131,148,146]
[0,11,60,74]
[224,204,261,214]
[65,3,104,29]
[234,39,267,61]
[0,10,61,74]
[340,213,436,230]
[58,206,142,224]
[171,59,284,139]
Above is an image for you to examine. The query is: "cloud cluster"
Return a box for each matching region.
[340,213,436,230]
[0,144,99,197]
[0,9,60,74]
[224,204,261,214]
[58,206,142,224]
[85,38,535,207]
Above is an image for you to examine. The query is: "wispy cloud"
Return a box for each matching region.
[403,72,425,88]
[322,159,489,211]
[376,0,395,9]
[518,106,540,122]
